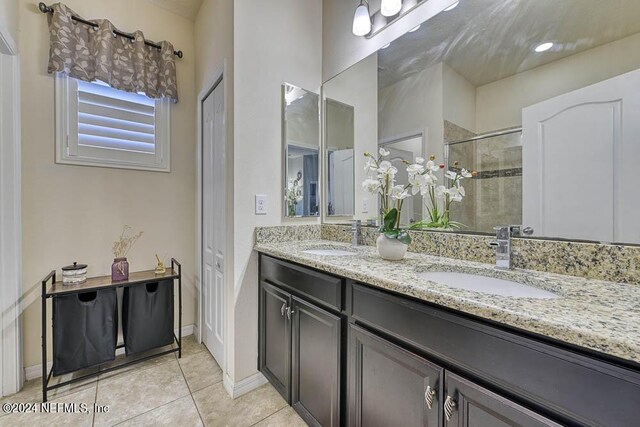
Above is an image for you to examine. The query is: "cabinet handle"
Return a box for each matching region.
[444,395,456,422]
[286,306,295,320]
[281,303,287,317]
[424,385,436,410]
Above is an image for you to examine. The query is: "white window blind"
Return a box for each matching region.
[55,75,170,171]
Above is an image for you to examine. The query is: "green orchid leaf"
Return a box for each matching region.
[383,208,398,231]
[384,230,399,239]
[397,230,412,245]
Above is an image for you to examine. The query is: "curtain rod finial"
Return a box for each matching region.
[176,50,183,59]
[39,2,52,14]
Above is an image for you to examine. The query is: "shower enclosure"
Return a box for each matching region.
[446,129,523,233]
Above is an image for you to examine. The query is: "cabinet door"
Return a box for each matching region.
[292,296,342,427]
[349,324,442,427]
[259,281,291,402]
[444,372,561,427]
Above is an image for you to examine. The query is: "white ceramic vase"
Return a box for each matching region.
[376,234,408,261]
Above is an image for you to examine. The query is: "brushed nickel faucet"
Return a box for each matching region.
[488,225,533,269]
[351,220,362,247]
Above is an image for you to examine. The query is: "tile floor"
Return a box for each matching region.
[0,335,306,426]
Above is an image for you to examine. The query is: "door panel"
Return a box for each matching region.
[349,325,442,427]
[292,296,341,427]
[444,372,560,427]
[259,281,291,402]
[522,68,640,243]
[202,81,225,364]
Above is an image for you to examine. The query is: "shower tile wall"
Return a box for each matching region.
[448,130,522,233]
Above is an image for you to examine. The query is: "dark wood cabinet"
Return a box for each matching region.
[349,325,442,427]
[258,255,640,427]
[259,281,292,402]
[292,296,342,427]
[259,255,344,426]
[443,372,560,427]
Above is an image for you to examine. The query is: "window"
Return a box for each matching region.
[55,75,170,171]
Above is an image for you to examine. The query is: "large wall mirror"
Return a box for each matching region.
[282,83,320,218]
[322,0,640,245]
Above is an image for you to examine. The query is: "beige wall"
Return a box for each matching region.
[443,63,476,133]
[476,32,640,133]
[194,0,235,382]
[0,0,19,52]
[232,0,322,382]
[19,0,196,368]
[379,62,443,154]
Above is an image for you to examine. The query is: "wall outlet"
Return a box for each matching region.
[255,195,267,215]
[362,198,370,214]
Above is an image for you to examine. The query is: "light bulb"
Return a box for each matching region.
[409,25,420,32]
[381,0,402,17]
[352,1,372,36]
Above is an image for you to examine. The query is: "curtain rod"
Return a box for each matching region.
[38,2,183,59]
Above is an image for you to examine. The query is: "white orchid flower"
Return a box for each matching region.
[445,170,458,180]
[435,185,448,199]
[364,157,378,173]
[425,160,440,172]
[457,185,466,197]
[379,147,390,157]
[377,161,397,179]
[416,157,425,164]
[390,185,410,200]
[361,178,381,194]
[409,173,434,196]
[406,163,425,177]
[448,186,463,202]
[460,168,472,178]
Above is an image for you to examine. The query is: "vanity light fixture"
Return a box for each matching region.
[443,1,459,11]
[534,42,554,52]
[409,24,421,32]
[381,0,402,17]
[352,0,372,36]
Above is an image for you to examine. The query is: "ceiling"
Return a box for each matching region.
[378,0,640,88]
[148,0,204,21]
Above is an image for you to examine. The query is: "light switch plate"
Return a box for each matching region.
[362,198,370,214]
[255,195,267,215]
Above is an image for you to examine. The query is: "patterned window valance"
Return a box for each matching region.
[46,3,178,102]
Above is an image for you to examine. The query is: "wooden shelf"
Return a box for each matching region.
[47,268,179,297]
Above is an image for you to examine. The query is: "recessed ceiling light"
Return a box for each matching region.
[409,25,421,32]
[444,1,459,11]
[534,42,554,53]
[381,43,391,49]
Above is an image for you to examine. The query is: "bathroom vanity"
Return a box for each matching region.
[256,244,640,427]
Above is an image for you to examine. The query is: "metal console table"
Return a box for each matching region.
[40,258,182,402]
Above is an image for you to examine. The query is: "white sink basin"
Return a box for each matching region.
[302,248,357,256]
[417,271,559,299]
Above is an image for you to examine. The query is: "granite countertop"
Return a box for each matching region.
[254,239,640,365]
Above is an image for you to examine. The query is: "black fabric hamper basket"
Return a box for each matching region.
[122,280,174,355]
[52,288,118,376]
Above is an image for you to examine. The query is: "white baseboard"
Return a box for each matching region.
[25,324,195,381]
[223,372,268,399]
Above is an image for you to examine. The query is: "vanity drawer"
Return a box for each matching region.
[351,283,640,426]
[260,255,343,311]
